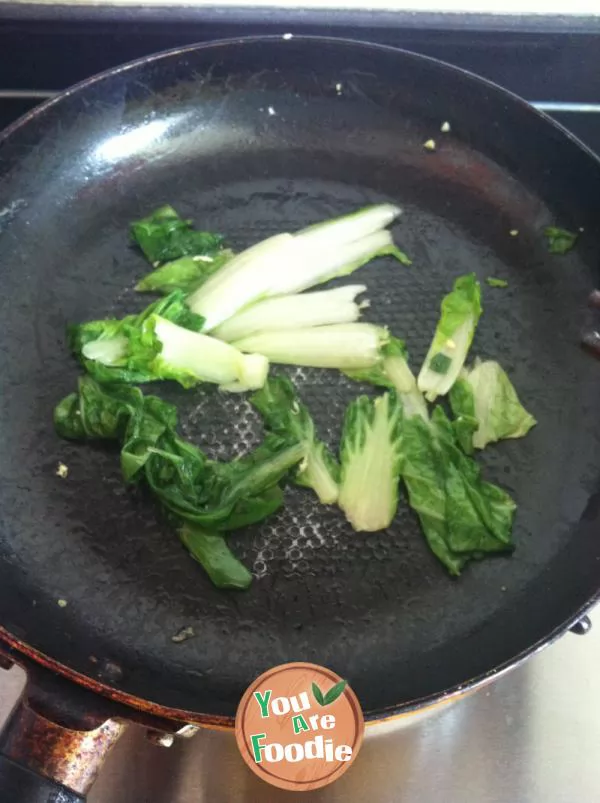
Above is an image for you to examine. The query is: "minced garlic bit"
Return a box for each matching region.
[335,82,343,95]
[423,139,436,151]
[171,626,195,644]
[446,338,456,350]
[56,462,69,479]
[509,229,519,237]
[440,121,451,133]
[57,599,68,608]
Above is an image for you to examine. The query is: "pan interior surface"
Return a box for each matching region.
[0,38,600,719]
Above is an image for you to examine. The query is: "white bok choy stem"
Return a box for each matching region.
[187,205,402,331]
[212,285,368,342]
[232,323,389,370]
[294,203,400,248]
[152,317,269,392]
[338,392,403,532]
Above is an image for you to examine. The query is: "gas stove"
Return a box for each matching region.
[0,8,599,802]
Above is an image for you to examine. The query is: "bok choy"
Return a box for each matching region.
[344,336,429,421]
[131,205,225,265]
[69,291,268,392]
[213,285,368,343]
[449,359,536,452]
[232,323,389,371]
[55,376,305,588]
[251,376,340,504]
[135,250,234,295]
[338,392,403,531]
[417,274,482,402]
[400,402,516,575]
[186,204,406,331]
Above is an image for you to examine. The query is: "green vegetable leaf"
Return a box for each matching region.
[251,377,340,504]
[135,251,234,295]
[312,682,325,706]
[545,226,578,255]
[399,399,515,574]
[429,353,452,374]
[486,277,508,288]
[54,379,305,588]
[54,377,147,441]
[323,680,347,705]
[417,274,482,402]
[338,391,403,531]
[179,525,252,590]
[449,360,536,450]
[131,205,225,265]
[447,377,478,455]
[144,431,304,530]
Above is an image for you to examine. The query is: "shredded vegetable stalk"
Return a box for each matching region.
[343,336,429,422]
[187,205,404,331]
[232,323,389,370]
[213,285,368,342]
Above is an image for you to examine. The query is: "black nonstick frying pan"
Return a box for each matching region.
[1,35,600,802]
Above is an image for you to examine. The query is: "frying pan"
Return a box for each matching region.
[1,35,600,802]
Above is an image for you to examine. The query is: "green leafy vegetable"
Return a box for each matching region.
[213,285,368,343]
[187,205,405,331]
[429,353,452,374]
[131,205,225,265]
[400,402,515,575]
[251,377,340,504]
[179,525,252,590]
[55,377,305,588]
[417,273,482,403]
[449,359,536,450]
[545,226,578,255]
[135,251,234,295]
[233,323,389,371]
[338,392,403,531]
[486,277,508,288]
[69,290,268,392]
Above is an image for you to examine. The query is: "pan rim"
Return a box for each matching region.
[2,594,597,727]
[2,32,600,170]
[1,33,599,723]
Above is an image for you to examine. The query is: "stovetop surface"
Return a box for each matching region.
[0,17,598,803]
[1,608,599,803]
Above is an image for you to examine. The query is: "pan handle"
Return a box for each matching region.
[0,693,125,802]
[0,755,85,803]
